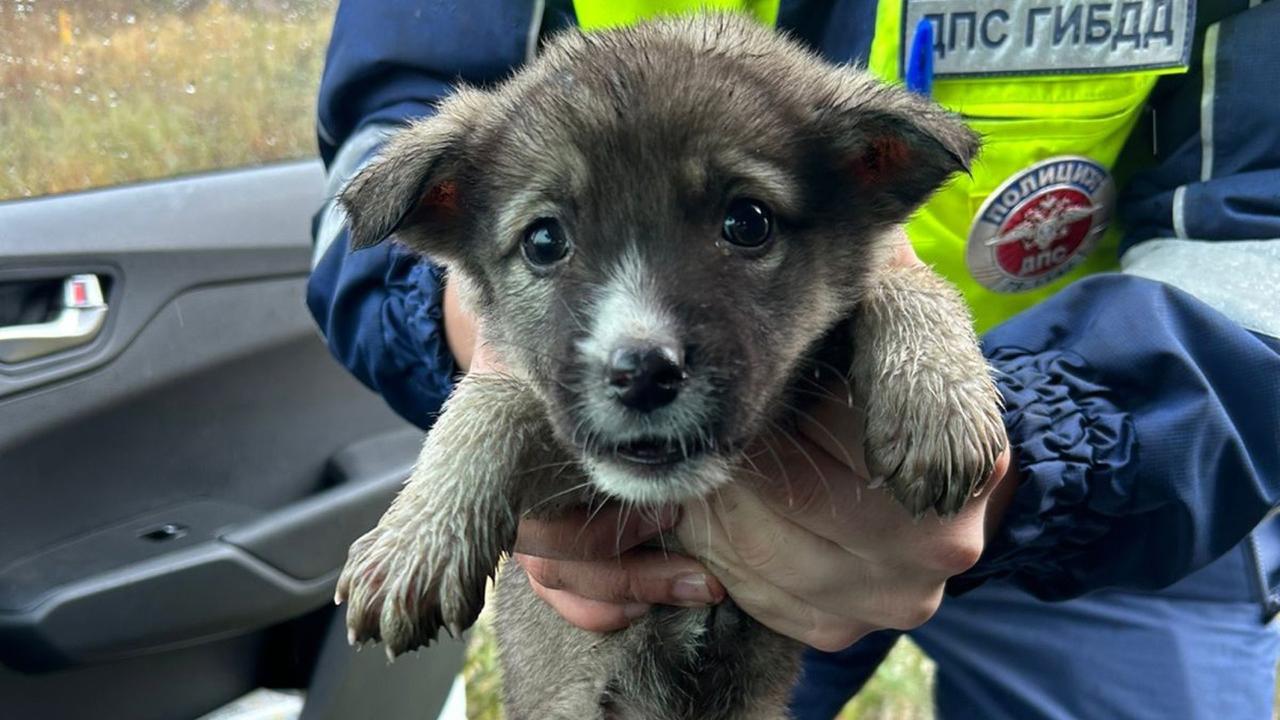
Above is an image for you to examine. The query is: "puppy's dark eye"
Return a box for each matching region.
[522,218,571,267]
[721,199,773,248]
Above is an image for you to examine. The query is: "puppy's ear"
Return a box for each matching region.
[339,90,489,257]
[815,72,979,218]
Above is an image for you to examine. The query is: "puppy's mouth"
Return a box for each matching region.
[580,430,741,503]
[611,435,710,467]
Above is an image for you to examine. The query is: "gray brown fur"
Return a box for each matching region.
[334,15,1003,720]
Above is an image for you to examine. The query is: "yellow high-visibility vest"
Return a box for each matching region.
[573,0,1191,330]
[573,0,778,28]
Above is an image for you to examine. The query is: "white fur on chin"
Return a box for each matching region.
[585,454,733,505]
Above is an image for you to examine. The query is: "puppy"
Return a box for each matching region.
[334,15,1004,720]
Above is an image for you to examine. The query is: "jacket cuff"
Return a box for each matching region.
[382,247,458,416]
[949,346,1138,599]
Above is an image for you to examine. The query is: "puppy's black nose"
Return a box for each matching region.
[607,344,686,412]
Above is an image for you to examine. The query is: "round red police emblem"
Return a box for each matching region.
[966,156,1115,293]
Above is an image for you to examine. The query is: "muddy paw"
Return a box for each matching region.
[334,523,486,659]
[864,374,1006,518]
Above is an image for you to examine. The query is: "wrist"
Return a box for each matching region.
[982,447,1020,542]
[443,278,477,372]
[886,228,925,269]
[947,344,1136,600]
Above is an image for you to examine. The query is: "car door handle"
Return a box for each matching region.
[0,274,108,363]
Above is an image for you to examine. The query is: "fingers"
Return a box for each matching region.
[693,545,883,652]
[680,483,923,617]
[717,568,876,652]
[526,581,650,633]
[743,430,910,554]
[698,538,945,651]
[514,504,679,561]
[445,277,513,377]
[514,504,711,635]
[689,451,966,645]
[749,403,993,567]
[516,549,723,607]
[790,383,866,476]
[678,483,850,595]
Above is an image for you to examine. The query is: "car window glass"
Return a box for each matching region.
[0,0,334,201]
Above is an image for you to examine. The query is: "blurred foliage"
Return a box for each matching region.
[463,606,936,720]
[464,609,508,720]
[0,0,334,200]
[837,639,935,720]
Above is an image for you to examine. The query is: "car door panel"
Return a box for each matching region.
[0,161,463,719]
[0,161,322,398]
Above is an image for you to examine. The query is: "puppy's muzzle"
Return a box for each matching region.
[606,342,686,413]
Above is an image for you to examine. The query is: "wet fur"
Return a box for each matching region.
[335,16,1003,720]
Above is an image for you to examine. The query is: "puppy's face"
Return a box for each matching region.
[341,16,977,503]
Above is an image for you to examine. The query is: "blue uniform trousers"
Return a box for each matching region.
[793,540,1280,719]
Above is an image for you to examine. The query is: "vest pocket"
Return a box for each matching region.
[961,102,1144,203]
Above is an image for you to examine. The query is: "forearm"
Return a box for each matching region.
[308,1,546,427]
[317,0,542,164]
[953,273,1280,600]
[307,239,457,430]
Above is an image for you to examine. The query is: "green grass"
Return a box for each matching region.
[0,1,332,200]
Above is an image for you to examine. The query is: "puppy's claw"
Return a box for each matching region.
[335,522,489,659]
[865,378,1005,518]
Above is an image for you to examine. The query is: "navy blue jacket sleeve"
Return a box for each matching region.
[952,273,1280,601]
[308,234,456,431]
[316,0,540,165]
[308,1,545,429]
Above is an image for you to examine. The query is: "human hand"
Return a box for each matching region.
[443,278,482,372]
[516,399,1012,648]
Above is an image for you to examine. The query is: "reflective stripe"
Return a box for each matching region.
[899,0,1195,79]
[313,122,398,267]
[526,0,546,64]
[1122,239,1280,340]
[1172,185,1189,239]
[1200,22,1220,182]
[317,118,338,150]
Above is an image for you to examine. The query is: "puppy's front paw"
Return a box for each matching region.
[334,521,486,659]
[863,371,1005,518]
